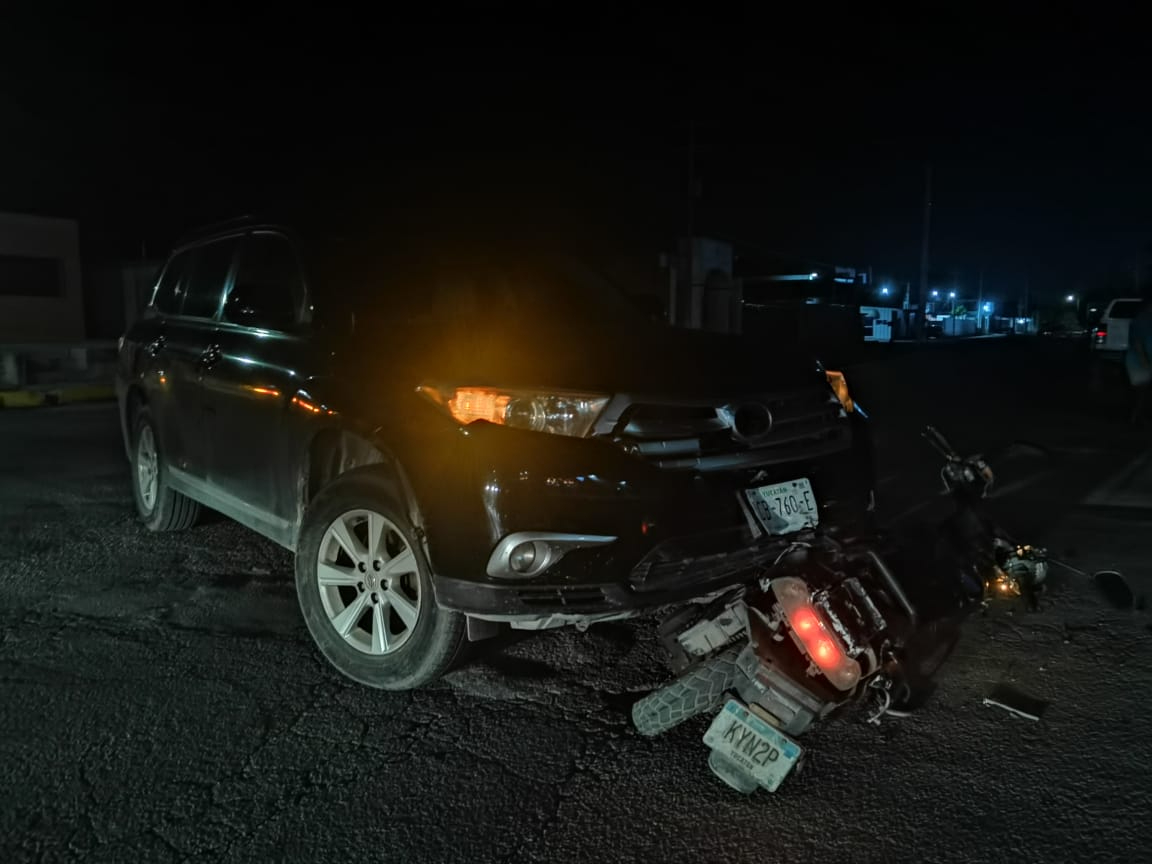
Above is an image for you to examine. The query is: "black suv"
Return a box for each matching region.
[116,219,875,689]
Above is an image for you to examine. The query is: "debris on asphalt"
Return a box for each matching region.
[982,683,1049,721]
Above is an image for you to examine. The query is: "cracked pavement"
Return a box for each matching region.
[2,339,1151,863]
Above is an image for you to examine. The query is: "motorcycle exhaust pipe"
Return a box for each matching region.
[865,549,918,629]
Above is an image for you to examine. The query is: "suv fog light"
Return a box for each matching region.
[509,541,538,574]
[486,532,617,579]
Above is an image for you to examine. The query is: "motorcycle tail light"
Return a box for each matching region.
[771,577,862,691]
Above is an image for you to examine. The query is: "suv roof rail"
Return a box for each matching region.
[175,214,265,247]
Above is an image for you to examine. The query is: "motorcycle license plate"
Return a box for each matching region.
[703,700,803,793]
[745,478,819,535]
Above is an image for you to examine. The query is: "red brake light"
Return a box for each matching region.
[770,577,861,691]
[790,607,819,635]
[814,638,839,664]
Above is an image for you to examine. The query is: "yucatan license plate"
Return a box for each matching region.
[703,699,803,792]
[744,477,819,535]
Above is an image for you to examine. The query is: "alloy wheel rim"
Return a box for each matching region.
[136,426,159,511]
[316,509,422,656]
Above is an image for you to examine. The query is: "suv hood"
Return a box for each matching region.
[360,316,825,399]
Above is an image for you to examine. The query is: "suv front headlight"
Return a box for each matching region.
[418,385,610,438]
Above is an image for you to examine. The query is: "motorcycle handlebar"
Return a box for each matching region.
[922,426,960,460]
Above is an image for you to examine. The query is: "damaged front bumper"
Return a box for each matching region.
[422,409,876,626]
[433,528,820,623]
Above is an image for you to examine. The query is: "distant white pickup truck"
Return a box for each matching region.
[1092,297,1146,361]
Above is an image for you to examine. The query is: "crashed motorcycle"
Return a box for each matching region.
[631,425,1133,795]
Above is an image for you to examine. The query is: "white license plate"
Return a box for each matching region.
[703,700,803,793]
[744,477,819,534]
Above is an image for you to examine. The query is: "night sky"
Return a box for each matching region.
[3,8,1150,307]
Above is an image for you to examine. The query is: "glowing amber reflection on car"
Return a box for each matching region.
[292,395,335,415]
[447,387,512,425]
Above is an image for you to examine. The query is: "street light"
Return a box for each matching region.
[931,289,940,298]
[982,302,992,313]
[948,290,957,299]
[1065,294,1075,303]
[880,285,890,297]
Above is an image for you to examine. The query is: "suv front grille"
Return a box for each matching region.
[608,389,851,471]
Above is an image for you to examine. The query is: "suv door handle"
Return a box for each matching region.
[146,335,166,357]
[198,343,223,371]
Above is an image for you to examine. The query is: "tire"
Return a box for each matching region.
[130,406,200,532]
[891,618,963,711]
[632,644,743,737]
[294,470,466,690]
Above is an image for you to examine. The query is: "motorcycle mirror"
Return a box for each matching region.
[1093,569,1135,610]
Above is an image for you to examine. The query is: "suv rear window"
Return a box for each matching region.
[181,238,240,319]
[1108,300,1145,319]
[152,251,191,313]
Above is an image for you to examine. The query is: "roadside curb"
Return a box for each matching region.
[0,384,115,409]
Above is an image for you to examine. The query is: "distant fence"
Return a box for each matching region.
[0,342,117,389]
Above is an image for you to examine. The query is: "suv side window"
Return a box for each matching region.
[152,250,191,314]
[181,238,240,319]
[222,233,305,331]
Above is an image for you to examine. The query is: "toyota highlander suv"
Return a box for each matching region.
[116,219,876,689]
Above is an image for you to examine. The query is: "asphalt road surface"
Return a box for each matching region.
[3,339,1151,863]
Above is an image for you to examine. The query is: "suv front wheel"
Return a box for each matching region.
[295,471,466,689]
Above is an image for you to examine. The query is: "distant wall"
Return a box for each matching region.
[0,212,84,343]
[937,315,977,337]
[860,305,899,342]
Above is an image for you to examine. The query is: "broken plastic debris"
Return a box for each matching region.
[982,683,1048,721]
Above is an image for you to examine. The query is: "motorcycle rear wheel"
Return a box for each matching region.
[891,618,963,711]
[632,644,743,737]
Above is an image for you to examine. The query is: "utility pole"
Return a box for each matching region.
[679,107,697,329]
[1023,276,1030,331]
[977,270,984,333]
[917,162,933,342]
